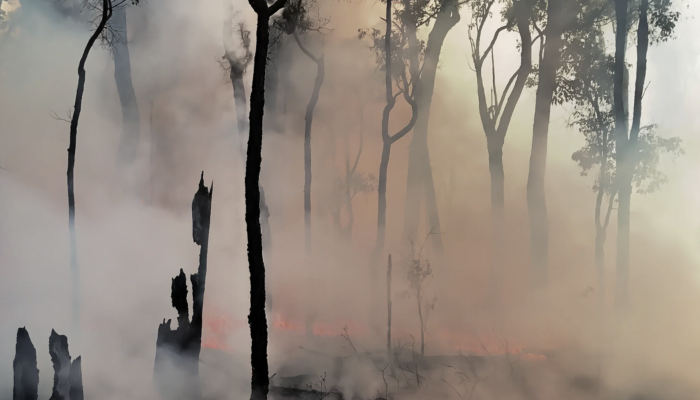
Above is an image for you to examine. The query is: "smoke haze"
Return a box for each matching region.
[1,0,699,398]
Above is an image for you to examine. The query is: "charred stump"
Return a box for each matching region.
[13,327,39,400]
[154,172,213,399]
[48,330,83,400]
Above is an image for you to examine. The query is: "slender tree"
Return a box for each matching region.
[291,31,325,257]
[468,0,532,305]
[66,0,115,336]
[612,0,679,310]
[359,0,419,260]
[222,11,272,252]
[111,3,141,190]
[246,0,288,398]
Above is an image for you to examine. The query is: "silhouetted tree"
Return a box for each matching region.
[468,0,533,306]
[246,0,288,398]
[359,0,419,260]
[222,12,272,253]
[66,0,116,336]
[612,0,679,310]
[280,0,327,257]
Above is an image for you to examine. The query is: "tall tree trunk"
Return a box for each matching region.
[112,5,141,190]
[294,33,324,259]
[526,0,563,290]
[293,33,325,338]
[247,1,287,398]
[403,2,459,258]
[373,0,418,260]
[67,0,112,337]
[614,0,648,312]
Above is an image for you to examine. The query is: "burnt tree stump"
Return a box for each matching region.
[154,172,213,399]
[40,330,83,400]
[13,327,39,400]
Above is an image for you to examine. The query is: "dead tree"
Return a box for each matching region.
[154,173,213,399]
[48,330,83,400]
[246,0,288,397]
[13,328,39,400]
[66,0,114,335]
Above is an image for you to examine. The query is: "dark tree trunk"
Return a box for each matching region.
[246,1,288,398]
[48,331,71,400]
[153,174,213,399]
[373,0,418,260]
[387,254,392,357]
[113,5,141,187]
[68,357,83,400]
[293,33,325,258]
[403,2,460,258]
[230,69,273,252]
[13,328,39,400]
[526,0,563,290]
[67,0,112,340]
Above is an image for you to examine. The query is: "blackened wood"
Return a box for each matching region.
[13,327,39,400]
[68,357,83,400]
[154,174,213,398]
[48,330,71,400]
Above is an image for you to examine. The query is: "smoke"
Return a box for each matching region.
[1,0,700,398]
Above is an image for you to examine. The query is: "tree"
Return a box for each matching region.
[222,10,272,254]
[612,0,679,310]
[359,0,419,260]
[280,0,327,257]
[246,0,288,398]
[66,0,117,337]
[467,0,533,305]
[524,0,610,289]
[402,0,463,259]
[559,21,681,306]
[111,2,141,192]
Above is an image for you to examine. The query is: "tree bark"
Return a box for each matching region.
[48,330,71,400]
[246,1,287,398]
[13,327,39,400]
[403,1,460,258]
[614,0,648,312]
[293,33,324,259]
[154,175,212,399]
[67,0,112,338]
[112,5,141,188]
[373,0,419,260]
[526,0,563,290]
